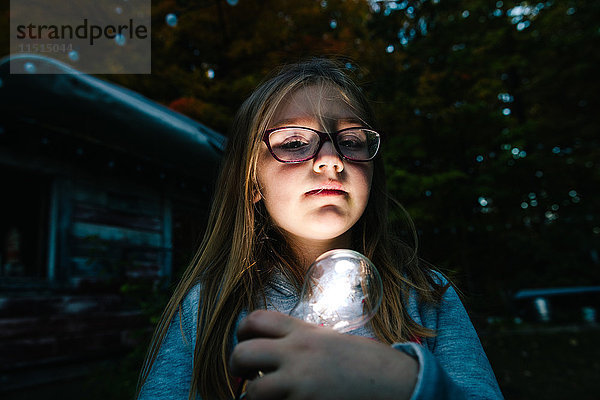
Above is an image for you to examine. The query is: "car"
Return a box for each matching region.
[513,286,600,324]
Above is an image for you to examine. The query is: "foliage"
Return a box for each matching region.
[102,0,600,310]
[481,327,600,400]
[372,0,600,304]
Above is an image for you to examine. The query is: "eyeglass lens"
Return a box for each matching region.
[268,128,379,162]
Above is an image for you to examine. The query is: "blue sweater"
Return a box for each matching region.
[139,271,504,399]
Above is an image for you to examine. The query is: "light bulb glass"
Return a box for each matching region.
[289,249,383,333]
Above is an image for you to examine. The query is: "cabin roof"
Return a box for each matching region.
[0,54,226,177]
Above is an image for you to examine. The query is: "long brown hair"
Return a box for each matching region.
[137,58,448,399]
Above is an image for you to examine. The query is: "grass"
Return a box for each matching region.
[481,325,600,400]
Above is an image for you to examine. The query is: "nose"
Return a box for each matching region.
[313,141,344,173]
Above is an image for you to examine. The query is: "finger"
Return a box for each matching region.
[245,371,290,400]
[230,338,282,378]
[237,310,297,342]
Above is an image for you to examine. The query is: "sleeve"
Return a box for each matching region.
[138,286,200,400]
[392,285,504,400]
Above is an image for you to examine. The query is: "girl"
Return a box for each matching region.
[137,58,503,400]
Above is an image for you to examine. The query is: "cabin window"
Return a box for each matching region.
[0,167,49,280]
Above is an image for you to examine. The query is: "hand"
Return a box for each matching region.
[230,310,418,400]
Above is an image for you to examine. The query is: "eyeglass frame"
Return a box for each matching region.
[261,126,381,163]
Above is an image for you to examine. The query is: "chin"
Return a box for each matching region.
[304,223,351,241]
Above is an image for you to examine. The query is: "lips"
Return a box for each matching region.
[305,182,347,196]
[306,189,347,196]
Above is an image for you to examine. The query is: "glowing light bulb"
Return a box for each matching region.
[289,249,383,333]
[234,249,383,400]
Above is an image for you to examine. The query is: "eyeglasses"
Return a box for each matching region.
[262,126,381,163]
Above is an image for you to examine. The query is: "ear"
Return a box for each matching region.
[253,190,262,203]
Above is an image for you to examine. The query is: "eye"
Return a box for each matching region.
[278,136,311,150]
[269,128,316,152]
[338,132,366,149]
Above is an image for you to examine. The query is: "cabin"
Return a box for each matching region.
[0,54,226,393]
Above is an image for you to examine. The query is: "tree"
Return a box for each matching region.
[366,0,600,309]
[24,0,597,311]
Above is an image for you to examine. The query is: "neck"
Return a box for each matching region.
[283,230,353,272]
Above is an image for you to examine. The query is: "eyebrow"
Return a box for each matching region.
[273,117,365,127]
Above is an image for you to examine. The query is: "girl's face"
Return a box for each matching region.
[256,84,373,246]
